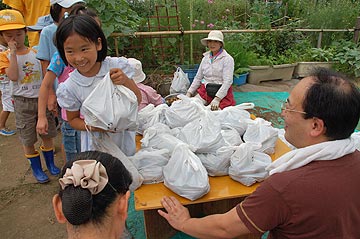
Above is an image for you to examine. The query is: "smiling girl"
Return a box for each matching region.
[55,15,141,155]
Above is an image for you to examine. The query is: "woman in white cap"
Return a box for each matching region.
[186,30,236,110]
[128,58,164,111]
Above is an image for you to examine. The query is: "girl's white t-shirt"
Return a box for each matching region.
[56,56,136,155]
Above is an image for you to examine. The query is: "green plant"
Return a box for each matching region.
[305,47,335,62]
[332,40,360,77]
[86,0,141,37]
[226,40,257,76]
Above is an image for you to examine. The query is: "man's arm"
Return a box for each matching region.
[158,196,252,239]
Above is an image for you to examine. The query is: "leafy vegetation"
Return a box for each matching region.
[332,40,360,78]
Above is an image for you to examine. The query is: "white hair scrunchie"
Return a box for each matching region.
[59,160,109,195]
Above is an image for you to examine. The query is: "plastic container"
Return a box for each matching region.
[233,73,248,86]
[179,64,200,84]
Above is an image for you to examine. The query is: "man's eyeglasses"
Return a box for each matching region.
[281,100,307,115]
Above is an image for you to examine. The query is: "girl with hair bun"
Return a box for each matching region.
[52,151,132,238]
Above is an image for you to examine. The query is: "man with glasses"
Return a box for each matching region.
[158,67,360,238]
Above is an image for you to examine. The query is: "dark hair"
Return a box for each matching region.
[303,67,360,140]
[50,2,86,23]
[69,5,99,23]
[59,151,132,225]
[50,3,63,23]
[55,14,107,66]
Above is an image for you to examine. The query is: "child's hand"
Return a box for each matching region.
[8,40,17,54]
[109,68,129,85]
[36,117,49,135]
[47,94,58,115]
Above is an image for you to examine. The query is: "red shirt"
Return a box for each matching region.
[237,150,360,239]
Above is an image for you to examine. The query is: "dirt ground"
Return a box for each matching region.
[0,79,299,239]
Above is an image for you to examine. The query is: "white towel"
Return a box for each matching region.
[266,133,360,175]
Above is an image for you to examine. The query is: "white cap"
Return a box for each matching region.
[50,0,85,8]
[27,14,53,31]
[200,30,224,47]
[128,58,146,83]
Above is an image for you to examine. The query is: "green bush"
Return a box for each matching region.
[332,40,360,78]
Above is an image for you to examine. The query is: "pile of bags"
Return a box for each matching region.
[133,95,279,200]
[81,71,281,200]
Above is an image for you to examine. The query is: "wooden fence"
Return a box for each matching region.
[110,17,360,65]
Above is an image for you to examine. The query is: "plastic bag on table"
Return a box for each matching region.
[243,117,278,154]
[164,95,204,128]
[197,145,240,176]
[179,111,226,153]
[137,104,168,134]
[163,144,210,201]
[211,103,254,136]
[229,142,272,186]
[90,132,143,191]
[129,148,170,184]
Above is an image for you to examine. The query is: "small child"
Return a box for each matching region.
[0,9,60,183]
[37,6,101,162]
[0,34,15,136]
[128,58,164,111]
[55,15,141,156]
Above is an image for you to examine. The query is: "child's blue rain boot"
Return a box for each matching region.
[40,146,61,176]
[26,151,49,183]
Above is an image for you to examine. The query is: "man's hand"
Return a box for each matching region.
[158,196,191,231]
[109,68,129,85]
[186,92,192,97]
[210,97,221,111]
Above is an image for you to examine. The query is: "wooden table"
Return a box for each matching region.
[134,136,291,239]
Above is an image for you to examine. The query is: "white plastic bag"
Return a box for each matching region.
[163,144,210,201]
[243,117,279,154]
[90,132,144,191]
[197,146,239,176]
[137,104,168,135]
[211,103,254,136]
[164,95,204,128]
[82,72,138,132]
[179,111,226,153]
[170,67,190,94]
[229,142,272,186]
[129,148,170,184]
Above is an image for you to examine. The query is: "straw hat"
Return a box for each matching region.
[128,58,146,83]
[27,15,54,31]
[0,9,26,31]
[50,0,85,8]
[200,30,224,47]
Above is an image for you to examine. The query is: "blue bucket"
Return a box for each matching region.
[233,73,248,86]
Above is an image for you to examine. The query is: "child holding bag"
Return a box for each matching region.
[55,15,141,156]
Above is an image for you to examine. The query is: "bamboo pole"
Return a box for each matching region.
[189,0,193,65]
[353,17,360,43]
[110,28,355,37]
[317,31,323,48]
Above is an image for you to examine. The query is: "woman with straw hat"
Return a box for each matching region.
[186,30,236,111]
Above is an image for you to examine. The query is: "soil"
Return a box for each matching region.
[0,79,298,239]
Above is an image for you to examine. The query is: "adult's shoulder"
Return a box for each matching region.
[222,49,234,60]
